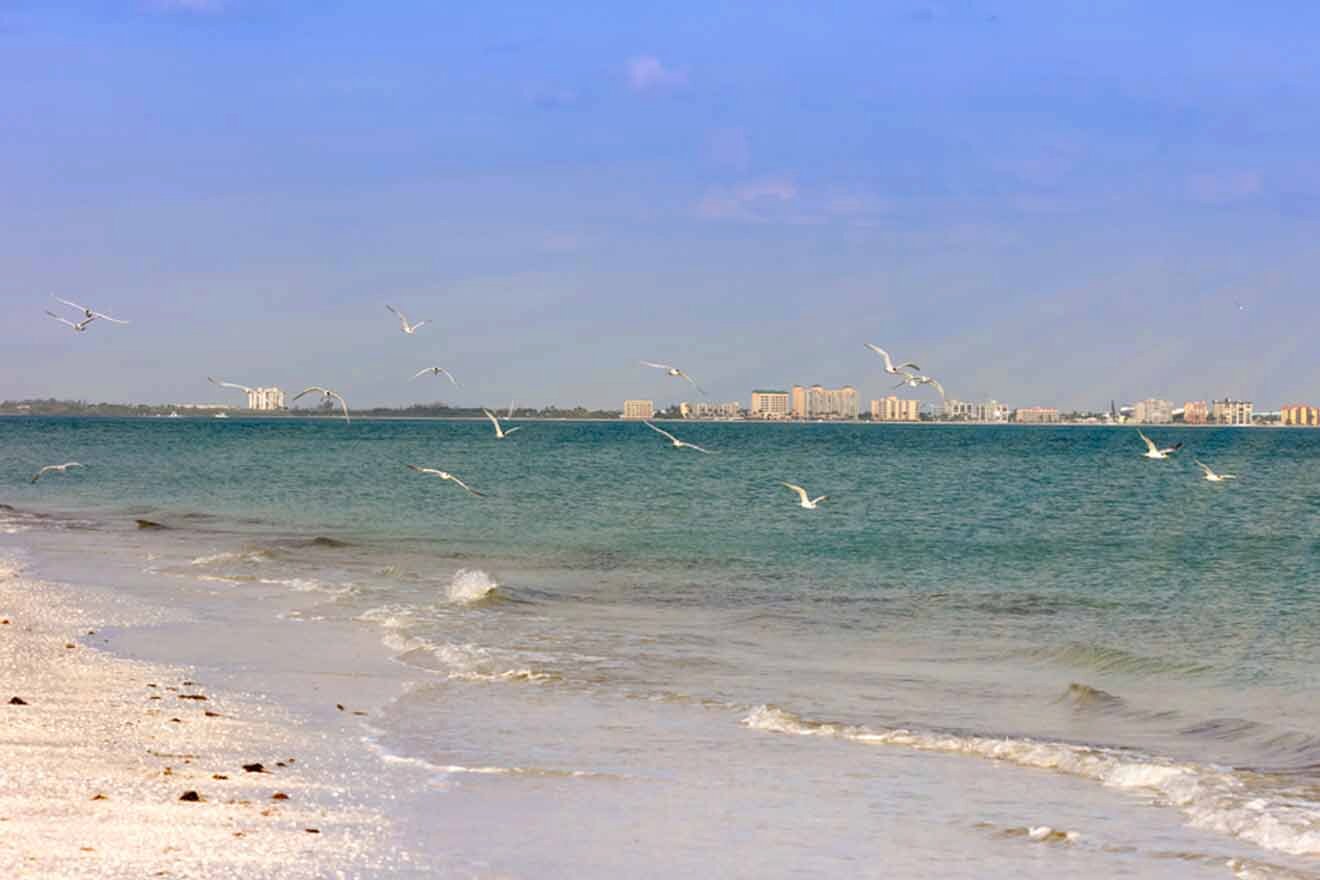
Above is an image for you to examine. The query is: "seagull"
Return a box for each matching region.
[208,376,255,395]
[643,420,715,453]
[32,462,84,483]
[53,296,129,324]
[640,361,706,395]
[782,482,827,509]
[894,371,946,399]
[864,343,920,375]
[1137,430,1182,460]
[293,386,351,424]
[412,366,458,385]
[45,310,97,333]
[386,305,429,335]
[1194,459,1237,482]
[406,464,484,497]
[482,408,522,439]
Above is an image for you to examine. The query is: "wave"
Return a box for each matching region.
[189,549,272,567]
[1020,642,1215,677]
[742,705,1320,858]
[446,568,499,605]
[380,634,558,684]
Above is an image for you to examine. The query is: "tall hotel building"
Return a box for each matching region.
[750,390,790,419]
[870,396,920,421]
[1281,404,1320,426]
[623,399,655,419]
[790,385,859,419]
[1182,401,1209,424]
[246,387,286,411]
[1211,399,1253,425]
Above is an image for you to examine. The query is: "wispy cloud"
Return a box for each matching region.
[626,56,688,92]
[697,179,892,225]
[697,178,798,221]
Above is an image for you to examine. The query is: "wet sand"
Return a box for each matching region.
[0,558,397,879]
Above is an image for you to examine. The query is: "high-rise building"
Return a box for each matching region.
[942,399,1006,422]
[790,385,858,419]
[1211,399,1253,425]
[622,399,654,419]
[1133,398,1173,424]
[1014,406,1061,423]
[246,387,286,411]
[750,390,790,419]
[1182,401,1209,424]
[1280,404,1320,426]
[689,401,742,419]
[870,396,921,421]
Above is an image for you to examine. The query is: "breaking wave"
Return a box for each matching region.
[742,705,1320,858]
[446,568,499,605]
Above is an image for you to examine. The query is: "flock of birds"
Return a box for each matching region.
[32,297,1239,498]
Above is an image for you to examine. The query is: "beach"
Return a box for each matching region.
[2,417,1318,878]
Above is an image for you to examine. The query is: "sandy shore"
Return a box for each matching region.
[0,556,400,879]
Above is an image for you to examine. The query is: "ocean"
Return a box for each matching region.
[3,416,1318,878]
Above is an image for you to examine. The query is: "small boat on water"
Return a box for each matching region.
[214,412,229,419]
[167,411,180,418]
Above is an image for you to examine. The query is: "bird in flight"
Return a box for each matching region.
[412,366,458,385]
[864,344,920,375]
[53,296,129,324]
[1137,430,1182,460]
[32,462,84,483]
[894,371,946,399]
[1194,459,1237,482]
[293,386,351,424]
[406,465,485,497]
[482,408,521,439]
[782,482,827,509]
[208,377,255,395]
[45,310,97,333]
[640,362,706,395]
[386,305,429,335]
[643,420,715,453]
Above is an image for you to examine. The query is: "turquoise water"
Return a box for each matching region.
[4,416,1320,875]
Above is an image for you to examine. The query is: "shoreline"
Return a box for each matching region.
[0,554,413,879]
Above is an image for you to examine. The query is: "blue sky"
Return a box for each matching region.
[3,0,1318,410]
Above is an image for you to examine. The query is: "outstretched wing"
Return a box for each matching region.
[811,495,828,505]
[293,386,329,402]
[644,420,678,443]
[448,475,485,497]
[1137,430,1158,454]
[781,482,809,503]
[328,391,351,424]
[640,361,673,371]
[54,296,89,313]
[482,408,502,433]
[44,310,76,328]
[1194,459,1213,476]
[90,310,128,324]
[682,441,715,454]
[864,343,895,372]
[209,377,254,393]
[407,464,443,477]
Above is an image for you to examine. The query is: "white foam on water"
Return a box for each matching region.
[743,705,1320,858]
[189,550,270,567]
[445,568,498,605]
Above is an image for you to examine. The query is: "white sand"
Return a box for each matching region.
[0,557,399,879]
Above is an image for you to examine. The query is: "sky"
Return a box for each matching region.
[2,0,1319,411]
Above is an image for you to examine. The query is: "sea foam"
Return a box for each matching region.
[445,568,499,605]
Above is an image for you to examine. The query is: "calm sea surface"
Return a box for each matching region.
[3,416,1319,877]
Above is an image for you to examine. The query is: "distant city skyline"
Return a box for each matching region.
[2,2,1318,408]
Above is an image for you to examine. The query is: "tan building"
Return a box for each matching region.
[622,399,654,419]
[750,390,790,419]
[1182,401,1209,424]
[1014,406,1061,423]
[1212,399,1253,425]
[791,384,859,419]
[942,399,1007,422]
[871,396,921,422]
[689,401,741,419]
[1132,398,1173,424]
[1281,404,1320,426]
[246,387,286,411]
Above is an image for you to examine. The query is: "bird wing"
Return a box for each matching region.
[681,441,714,454]
[386,304,410,329]
[503,426,522,436]
[209,377,254,393]
[327,392,350,424]
[438,368,457,385]
[925,378,946,398]
[411,367,433,380]
[897,361,921,371]
[45,310,76,328]
[447,475,485,497]
[1167,442,1184,452]
[407,464,443,476]
[640,361,673,371]
[411,320,429,330]
[864,343,895,372]
[811,495,828,505]
[781,482,809,502]
[31,466,51,482]
[482,408,502,432]
[53,296,89,313]
[1194,459,1213,476]
[292,386,329,402]
[1137,430,1157,453]
[644,420,678,443]
[91,310,128,324]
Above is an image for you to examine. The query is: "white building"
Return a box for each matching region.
[1132,398,1173,424]
[688,401,741,419]
[942,399,1007,422]
[750,390,790,419]
[870,396,921,422]
[246,387,286,411]
[1212,399,1253,425]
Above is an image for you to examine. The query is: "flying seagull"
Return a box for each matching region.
[32,462,84,483]
[406,464,484,497]
[53,296,129,324]
[45,310,97,333]
[412,366,458,385]
[1194,459,1237,482]
[643,420,715,453]
[386,305,429,335]
[894,371,946,399]
[782,482,827,509]
[864,343,920,375]
[640,361,706,395]
[482,408,521,439]
[293,386,351,424]
[208,376,255,395]
[1137,430,1182,460]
